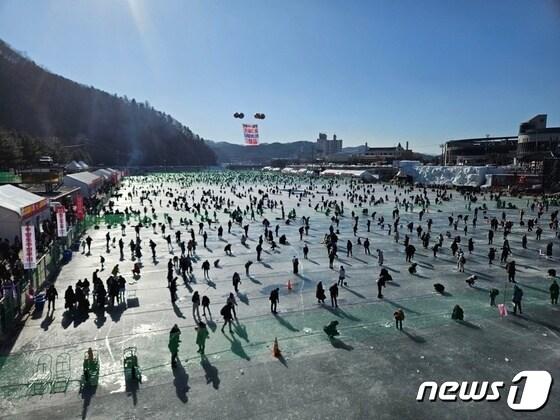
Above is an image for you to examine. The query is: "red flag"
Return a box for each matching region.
[75,195,85,220]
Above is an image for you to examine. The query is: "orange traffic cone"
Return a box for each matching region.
[287,279,293,291]
[272,337,281,358]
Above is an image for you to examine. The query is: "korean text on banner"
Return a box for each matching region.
[21,225,37,270]
[56,206,67,237]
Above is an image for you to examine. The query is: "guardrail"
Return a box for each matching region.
[0,186,119,337]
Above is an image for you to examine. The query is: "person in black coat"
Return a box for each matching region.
[329,283,339,308]
[232,272,241,293]
[220,303,234,332]
[292,256,299,274]
[269,288,280,313]
[46,284,58,312]
[64,286,75,311]
[316,281,326,304]
[202,295,211,317]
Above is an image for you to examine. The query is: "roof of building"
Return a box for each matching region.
[0,184,48,217]
[64,171,102,186]
[26,185,81,201]
[93,168,113,179]
[367,147,400,151]
[446,136,517,145]
[65,160,84,171]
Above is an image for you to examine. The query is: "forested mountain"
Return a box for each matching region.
[207,140,316,164]
[0,39,216,167]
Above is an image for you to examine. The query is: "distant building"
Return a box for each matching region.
[363,142,412,163]
[442,114,560,166]
[443,136,518,166]
[517,114,560,162]
[316,133,342,158]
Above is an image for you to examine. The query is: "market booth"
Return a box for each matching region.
[0,185,49,241]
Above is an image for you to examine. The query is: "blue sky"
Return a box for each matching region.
[1,0,559,153]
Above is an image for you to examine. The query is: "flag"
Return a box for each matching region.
[21,225,37,270]
[56,206,67,237]
[75,195,84,220]
[243,124,259,146]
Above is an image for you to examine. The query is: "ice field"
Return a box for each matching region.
[1,171,559,419]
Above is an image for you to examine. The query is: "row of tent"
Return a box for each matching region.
[65,168,122,197]
[0,169,122,241]
[261,166,378,182]
[65,160,90,172]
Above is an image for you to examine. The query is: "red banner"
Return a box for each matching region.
[56,205,67,237]
[75,195,85,220]
[243,124,259,146]
[21,225,37,270]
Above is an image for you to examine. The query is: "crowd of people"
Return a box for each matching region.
[18,171,560,366]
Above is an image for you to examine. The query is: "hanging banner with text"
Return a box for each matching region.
[21,225,37,270]
[56,206,67,237]
[243,124,259,146]
[75,195,85,220]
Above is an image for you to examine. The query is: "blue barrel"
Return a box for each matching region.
[35,293,46,311]
[63,249,73,263]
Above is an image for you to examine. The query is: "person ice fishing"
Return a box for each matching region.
[324,320,340,338]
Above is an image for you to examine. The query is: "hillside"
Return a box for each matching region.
[0,39,216,167]
[208,140,316,164]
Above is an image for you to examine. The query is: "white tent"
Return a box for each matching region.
[320,169,378,183]
[93,168,113,180]
[0,185,50,241]
[65,160,84,172]
[63,172,103,197]
[106,168,123,181]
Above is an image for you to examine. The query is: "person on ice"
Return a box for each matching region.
[512,285,523,315]
[46,284,58,312]
[338,266,346,286]
[232,272,241,293]
[489,288,499,306]
[550,280,559,304]
[269,288,280,313]
[393,309,405,330]
[316,281,326,304]
[220,302,234,333]
[168,324,181,368]
[195,322,209,354]
[324,320,340,339]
